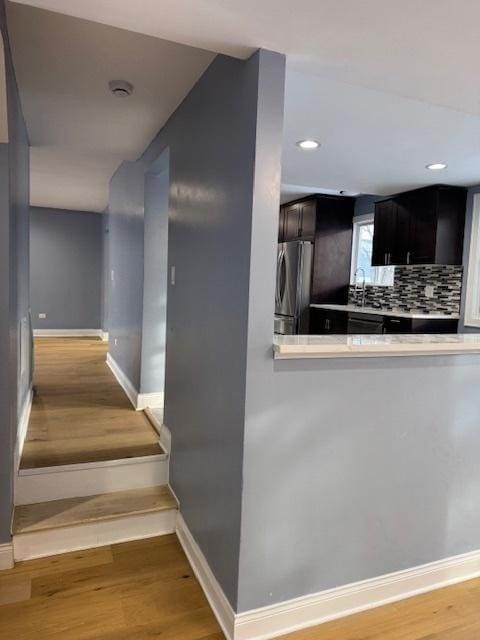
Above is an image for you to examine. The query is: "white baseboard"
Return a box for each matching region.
[160,424,172,454]
[0,543,14,570]
[14,387,33,475]
[34,329,103,338]
[15,452,168,505]
[137,391,164,410]
[176,514,235,639]
[106,353,138,409]
[101,331,109,342]
[13,507,177,561]
[144,408,171,455]
[234,549,480,640]
[176,513,480,640]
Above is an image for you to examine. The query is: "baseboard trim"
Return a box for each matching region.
[0,542,14,570]
[34,329,103,338]
[234,549,480,640]
[137,391,164,410]
[15,452,168,505]
[176,513,235,640]
[13,508,177,561]
[106,353,138,409]
[101,331,109,342]
[14,387,33,474]
[176,514,480,640]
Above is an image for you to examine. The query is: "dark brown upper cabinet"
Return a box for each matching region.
[280,200,318,242]
[278,194,355,306]
[372,185,467,266]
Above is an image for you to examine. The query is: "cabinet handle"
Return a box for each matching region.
[384,252,388,265]
[406,251,411,265]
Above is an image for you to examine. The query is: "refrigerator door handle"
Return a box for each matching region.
[279,250,287,306]
[275,248,283,307]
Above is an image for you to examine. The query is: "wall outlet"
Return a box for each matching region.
[38,313,46,319]
[425,285,435,298]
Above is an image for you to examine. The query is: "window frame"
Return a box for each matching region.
[350,213,394,287]
[464,193,480,327]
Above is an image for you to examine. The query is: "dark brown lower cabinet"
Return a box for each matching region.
[310,307,458,335]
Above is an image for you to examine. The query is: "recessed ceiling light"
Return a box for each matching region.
[296,139,320,150]
[109,80,134,97]
[426,162,447,171]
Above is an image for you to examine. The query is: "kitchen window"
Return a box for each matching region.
[464,193,480,327]
[350,214,394,286]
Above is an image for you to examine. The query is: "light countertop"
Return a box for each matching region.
[310,304,459,320]
[274,333,480,359]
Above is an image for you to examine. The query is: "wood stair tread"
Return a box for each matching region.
[13,485,177,535]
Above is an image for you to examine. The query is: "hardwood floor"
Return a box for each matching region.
[0,535,223,640]
[1,535,480,640]
[21,338,161,469]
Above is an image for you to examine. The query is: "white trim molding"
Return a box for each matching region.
[0,543,14,570]
[34,329,103,338]
[137,391,164,410]
[14,387,33,475]
[464,193,480,327]
[106,353,138,409]
[176,514,236,639]
[101,331,109,342]
[176,514,480,640]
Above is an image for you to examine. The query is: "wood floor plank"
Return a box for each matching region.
[13,485,177,534]
[21,338,160,469]
[3,534,480,640]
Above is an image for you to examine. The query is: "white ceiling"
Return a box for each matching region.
[282,70,480,197]
[8,0,480,207]
[7,3,214,211]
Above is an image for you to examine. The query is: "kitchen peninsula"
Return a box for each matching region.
[273,333,480,359]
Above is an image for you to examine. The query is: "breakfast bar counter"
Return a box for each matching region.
[274,333,480,359]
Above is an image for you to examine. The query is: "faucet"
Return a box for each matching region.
[354,267,366,307]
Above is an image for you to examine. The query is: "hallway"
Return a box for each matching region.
[21,338,161,469]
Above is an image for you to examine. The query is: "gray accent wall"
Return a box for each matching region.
[140,153,169,394]
[108,50,280,606]
[0,0,30,543]
[30,207,103,330]
[237,120,480,612]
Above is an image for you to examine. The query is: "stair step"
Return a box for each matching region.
[15,452,169,505]
[13,485,177,534]
[12,486,178,561]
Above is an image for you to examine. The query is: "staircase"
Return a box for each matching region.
[12,410,177,561]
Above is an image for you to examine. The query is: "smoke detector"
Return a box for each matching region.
[108,80,134,97]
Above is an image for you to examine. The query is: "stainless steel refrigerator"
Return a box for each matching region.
[274,241,313,335]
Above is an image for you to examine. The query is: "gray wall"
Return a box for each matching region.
[237,144,480,610]
[140,153,169,394]
[108,51,276,605]
[0,0,30,543]
[30,207,103,330]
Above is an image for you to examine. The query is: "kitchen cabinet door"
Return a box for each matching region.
[284,204,301,241]
[372,199,396,266]
[391,196,411,265]
[299,200,316,239]
[408,189,437,264]
[278,205,286,242]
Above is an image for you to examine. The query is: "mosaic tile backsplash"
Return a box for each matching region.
[348,265,462,315]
